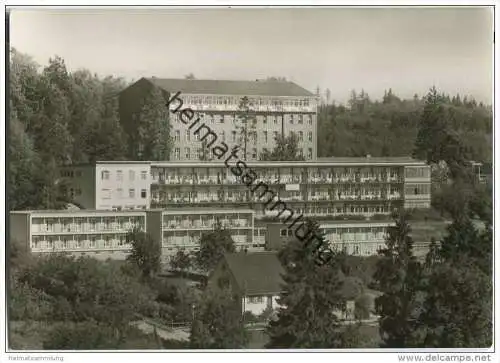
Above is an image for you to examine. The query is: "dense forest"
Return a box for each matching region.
[317,89,492,162]
[8,49,493,211]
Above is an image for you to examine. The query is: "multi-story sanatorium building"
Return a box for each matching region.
[118,78,319,161]
[10,208,255,262]
[8,157,430,259]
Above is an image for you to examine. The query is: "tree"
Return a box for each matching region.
[18,254,158,328]
[373,211,424,348]
[126,227,162,279]
[43,321,123,349]
[170,249,193,276]
[236,96,256,160]
[260,133,305,161]
[189,287,248,349]
[419,259,492,348]
[184,73,196,80]
[135,86,172,160]
[195,222,236,273]
[439,215,491,276]
[266,220,345,348]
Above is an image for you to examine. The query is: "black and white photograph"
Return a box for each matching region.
[2,3,496,361]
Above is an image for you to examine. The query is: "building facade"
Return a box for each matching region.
[10,210,147,260]
[10,208,256,261]
[118,78,319,161]
[59,158,431,217]
[146,208,255,260]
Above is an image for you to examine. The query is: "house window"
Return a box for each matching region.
[116,170,123,181]
[289,115,294,124]
[185,148,190,159]
[141,171,148,180]
[298,115,303,124]
[308,131,312,142]
[186,130,190,141]
[263,131,268,143]
[175,130,180,141]
[101,170,110,180]
[141,189,147,199]
[117,188,123,199]
[174,148,180,160]
[308,115,313,125]
[102,189,111,199]
[273,131,278,141]
[248,296,264,304]
[280,229,287,237]
[252,148,257,159]
[307,148,313,159]
[129,189,135,198]
[232,131,237,142]
[129,170,135,181]
[299,131,303,141]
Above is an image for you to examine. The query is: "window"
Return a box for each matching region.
[129,170,135,181]
[219,115,224,123]
[186,130,190,141]
[308,115,313,125]
[232,131,237,142]
[141,171,147,180]
[175,130,180,141]
[129,189,135,198]
[117,188,123,199]
[185,148,190,159]
[263,116,268,124]
[308,131,313,142]
[102,189,111,199]
[273,131,279,141]
[220,131,225,142]
[252,148,257,159]
[101,170,110,180]
[141,189,147,199]
[116,170,123,181]
[248,296,264,304]
[280,229,287,237]
[289,115,294,124]
[273,117,278,125]
[298,115,303,124]
[197,148,203,158]
[263,131,268,143]
[307,148,313,159]
[174,148,180,160]
[299,131,303,141]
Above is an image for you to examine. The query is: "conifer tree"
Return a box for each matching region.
[266,220,345,348]
[373,211,424,348]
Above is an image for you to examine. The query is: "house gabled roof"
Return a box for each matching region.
[145,77,315,97]
[222,252,285,296]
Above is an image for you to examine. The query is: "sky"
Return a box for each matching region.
[9,7,494,104]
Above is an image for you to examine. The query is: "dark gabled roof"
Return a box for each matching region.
[145,77,315,97]
[223,252,284,295]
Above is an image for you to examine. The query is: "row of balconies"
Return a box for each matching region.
[151,193,403,204]
[163,235,251,245]
[31,239,131,251]
[32,223,145,234]
[177,104,315,113]
[154,175,404,185]
[163,219,251,229]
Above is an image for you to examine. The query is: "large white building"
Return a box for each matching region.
[118,78,319,161]
[10,208,256,261]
